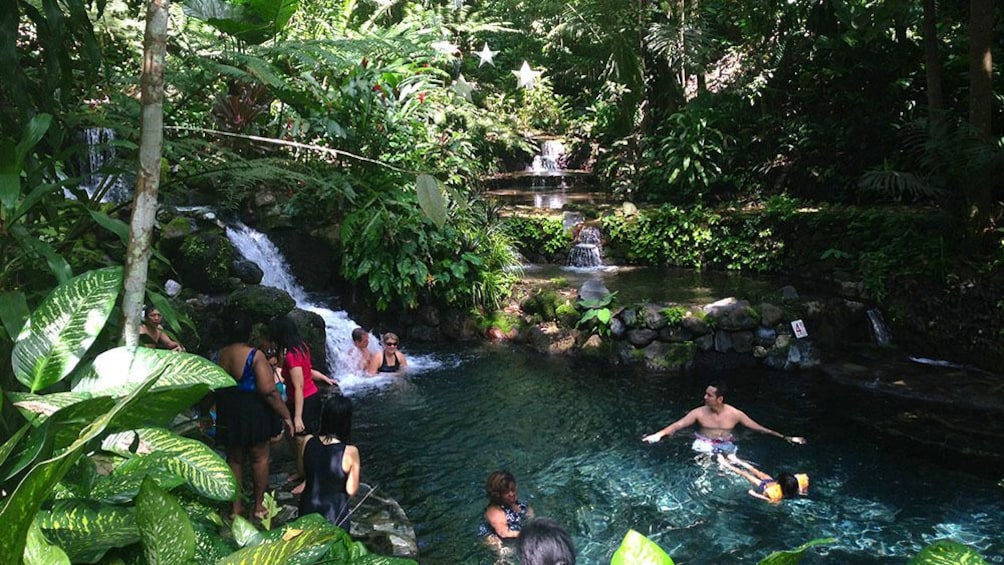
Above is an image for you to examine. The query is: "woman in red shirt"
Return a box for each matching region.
[269,316,325,495]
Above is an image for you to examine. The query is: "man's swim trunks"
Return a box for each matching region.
[691,433,737,454]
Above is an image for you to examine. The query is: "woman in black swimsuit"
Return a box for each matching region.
[366,332,407,375]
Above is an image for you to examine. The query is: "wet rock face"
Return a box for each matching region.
[819,356,1004,473]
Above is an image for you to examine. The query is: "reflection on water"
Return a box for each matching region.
[348,345,1003,564]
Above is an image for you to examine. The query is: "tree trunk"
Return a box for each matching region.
[968,0,993,140]
[121,0,169,347]
[921,0,944,133]
[964,0,994,236]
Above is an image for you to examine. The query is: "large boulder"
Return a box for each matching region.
[172,232,238,293]
[225,286,296,323]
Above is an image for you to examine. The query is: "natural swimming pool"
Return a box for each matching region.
[339,343,1003,564]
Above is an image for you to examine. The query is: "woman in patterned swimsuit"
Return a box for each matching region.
[478,470,535,553]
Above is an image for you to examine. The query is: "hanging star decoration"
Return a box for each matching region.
[476,42,498,67]
[513,61,541,89]
[451,74,475,101]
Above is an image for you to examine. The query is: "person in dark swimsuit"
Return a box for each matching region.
[366,332,407,375]
[298,395,360,530]
[478,470,535,555]
[139,306,184,351]
[215,314,293,520]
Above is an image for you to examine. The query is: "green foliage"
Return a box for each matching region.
[183,0,300,45]
[640,109,728,203]
[576,291,616,335]
[660,306,686,325]
[501,215,571,261]
[1,268,415,564]
[611,529,675,565]
[907,540,988,564]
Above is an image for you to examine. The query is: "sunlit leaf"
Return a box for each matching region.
[611,529,675,565]
[416,174,446,229]
[136,477,197,565]
[36,499,140,563]
[12,267,122,392]
[23,521,70,565]
[0,372,159,562]
[906,540,988,565]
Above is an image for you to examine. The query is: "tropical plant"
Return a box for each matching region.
[0,267,418,564]
[576,290,616,335]
[640,108,728,204]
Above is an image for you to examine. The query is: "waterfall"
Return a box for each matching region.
[567,226,603,269]
[526,139,566,174]
[225,223,382,386]
[76,127,132,203]
[866,308,893,346]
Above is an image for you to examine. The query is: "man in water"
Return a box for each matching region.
[350,327,374,372]
[642,381,805,454]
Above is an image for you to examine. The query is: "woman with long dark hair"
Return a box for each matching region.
[269,316,323,495]
[298,394,360,530]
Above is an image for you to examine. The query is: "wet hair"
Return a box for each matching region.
[485,470,517,507]
[776,472,800,499]
[382,332,399,344]
[351,327,367,343]
[222,312,255,344]
[518,518,576,565]
[268,316,309,356]
[318,394,353,443]
[708,380,728,399]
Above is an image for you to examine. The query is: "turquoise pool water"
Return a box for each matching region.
[346,344,1003,564]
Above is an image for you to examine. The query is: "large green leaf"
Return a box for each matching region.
[0,422,31,472]
[23,521,70,565]
[110,384,214,431]
[416,174,447,229]
[36,499,140,563]
[137,476,197,565]
[216,517,344,565]
[182,0,297,44]
[758,537,836,565]
[907,540,988,565]
[0,372,159,562]
[111,428,237,501]
[72,346,234,395]
[7,391,94,424]
[0,138,19,211]
[90,454,187,504]
[0,290,29,340]
[12,267,122,393]
[610,529,675,565]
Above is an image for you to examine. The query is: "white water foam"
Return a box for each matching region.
[225,222,440,392]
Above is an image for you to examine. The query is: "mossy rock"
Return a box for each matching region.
[176,232,237,293]
[225,286,296,322]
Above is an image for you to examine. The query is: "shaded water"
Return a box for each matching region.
[349,345,1003,564]
[522,264,785,306]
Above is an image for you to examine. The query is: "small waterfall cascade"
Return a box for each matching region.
[866,308,893,346]
[225,223,379,381]
[526,139,567,174]
[567,225,603,269]
[76,127,132,203]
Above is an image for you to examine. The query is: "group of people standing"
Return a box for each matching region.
[213,315,406,526]
[144,305,406,527]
